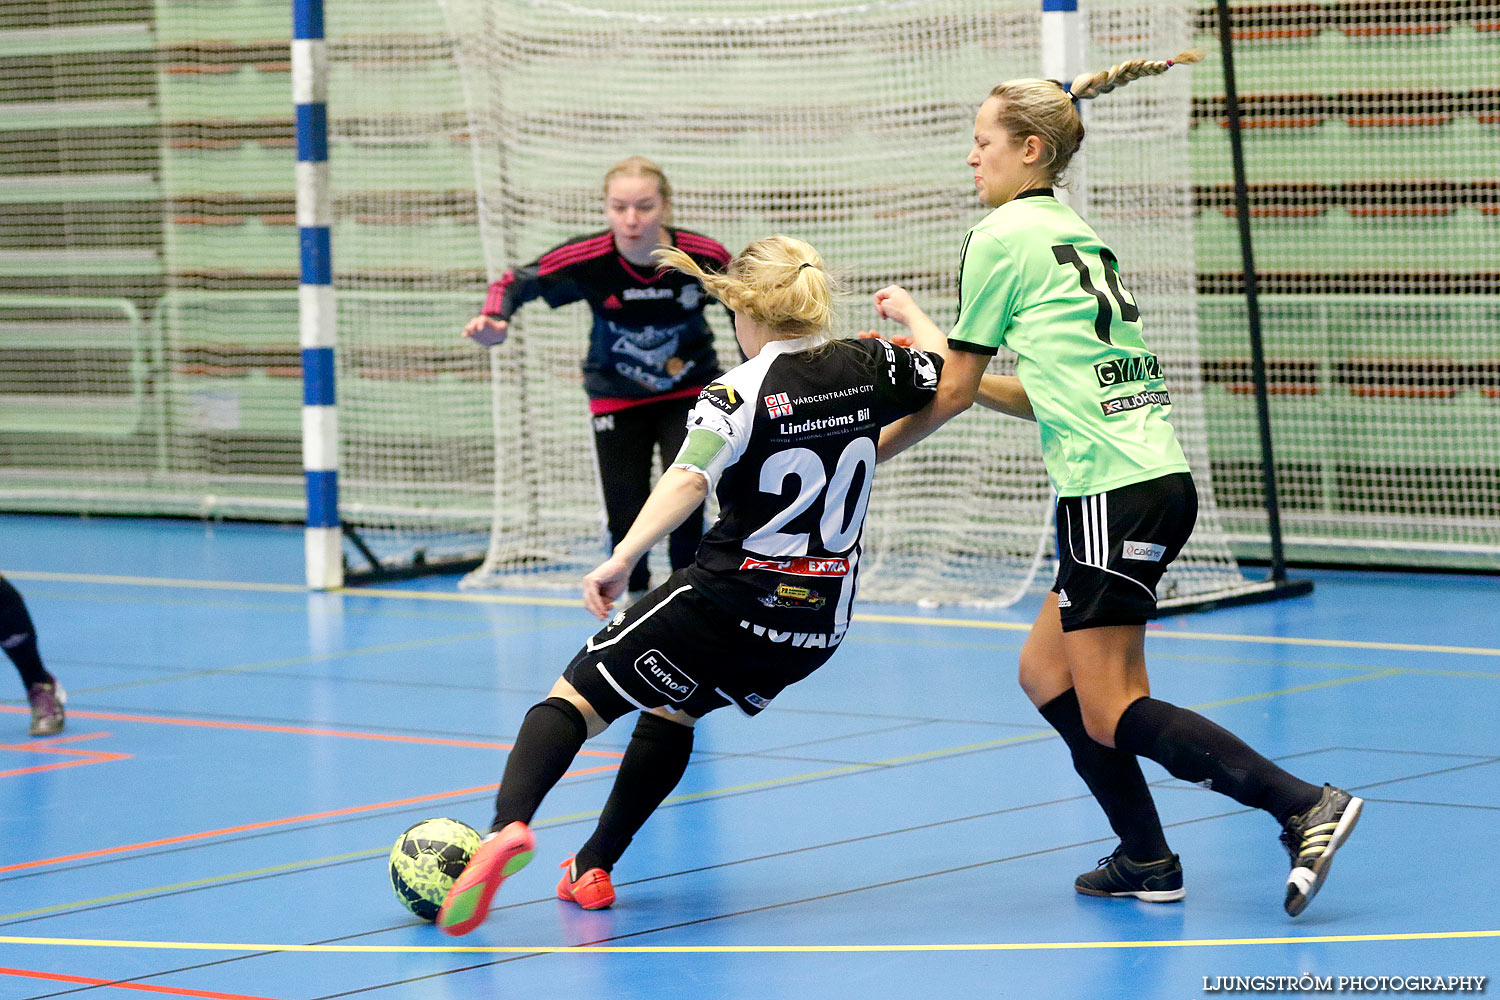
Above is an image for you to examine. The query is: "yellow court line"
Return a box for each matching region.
[4,570,580,607]
[8,569,1500,657]
[1188,669,1404,712]
[6,571,308,594]
[1,930,1496,955]
[854,612,1500,658]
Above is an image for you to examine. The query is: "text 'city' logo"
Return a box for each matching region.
[1094,354,1162,387]
[633,649,697,703]
[764,392,793,418]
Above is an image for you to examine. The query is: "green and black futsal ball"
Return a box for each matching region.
[389,817,482,920]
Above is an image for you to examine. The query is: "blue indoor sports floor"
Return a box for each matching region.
[0,513,1496,999]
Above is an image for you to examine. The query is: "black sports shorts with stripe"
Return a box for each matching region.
[563,570,843,722]
[1052,472,1198,632]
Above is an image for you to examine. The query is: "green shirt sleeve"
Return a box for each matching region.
[947,231,1020,356]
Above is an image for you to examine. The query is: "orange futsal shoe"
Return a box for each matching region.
[556,856,616,910]
[435,821,535,936]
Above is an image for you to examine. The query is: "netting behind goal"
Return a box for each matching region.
[3,0,1494,583]
[437,0,1256,606]
[1189,0,1500,570]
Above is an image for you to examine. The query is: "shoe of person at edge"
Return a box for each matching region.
[27,681,65,737]
[436,821,535,936]
[556,856,616,910]
[1074,846,1185,903]
[1281,784,1363,917]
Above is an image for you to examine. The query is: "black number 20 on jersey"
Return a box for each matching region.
[1052,243,1140,345]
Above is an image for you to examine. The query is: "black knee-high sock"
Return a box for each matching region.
[490,697,589,832]
[575,712,694,873]
[1038,689,1172,861]
[1114,696,1322,825]
[0,575,52,690]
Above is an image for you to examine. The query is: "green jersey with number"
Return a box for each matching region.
[946,189,1190,497]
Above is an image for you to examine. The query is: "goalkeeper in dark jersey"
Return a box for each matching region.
[463,156,731,600]
[436,235,943,936]
[872,53,1361,919]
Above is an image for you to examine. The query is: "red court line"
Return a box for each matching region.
[0,753,131,780]
[0,764,620,875]
[0,706,621,759]
[0,731,114,747]
[0,965,283,999]
[0,733,132,780]
[0,708,623,874]
[0,733,117,755]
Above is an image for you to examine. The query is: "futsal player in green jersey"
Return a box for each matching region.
[872,52,1361,917]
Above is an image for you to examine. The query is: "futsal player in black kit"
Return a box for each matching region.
[463,156,732,599]
[437,235,944,936]
[1,572,64,736]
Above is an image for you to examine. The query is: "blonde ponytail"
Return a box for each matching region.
[1069,49,1203,101]
[655,235,836,341]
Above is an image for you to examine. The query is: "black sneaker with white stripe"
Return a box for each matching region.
[1074,847,1185,903]
[1281,784,1363,917]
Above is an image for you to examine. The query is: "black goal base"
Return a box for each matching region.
[1154,576,1314,618]
[339,524,483,585]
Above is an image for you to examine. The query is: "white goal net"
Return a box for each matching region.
[429,0,1261,607]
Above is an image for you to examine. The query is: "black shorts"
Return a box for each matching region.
[563,570,844,722]
[1052,472,1197,632]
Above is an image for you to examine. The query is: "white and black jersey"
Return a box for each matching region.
[675,336,942,636]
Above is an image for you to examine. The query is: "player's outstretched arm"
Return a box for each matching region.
[975,374,1034,420]
[583,468,709,619]
[462,314,509,347]
[877,349,989,462]
[872,285,948,359]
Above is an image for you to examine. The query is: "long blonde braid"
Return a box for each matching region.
[987,49,1204,185]
[1069,49,1204,101]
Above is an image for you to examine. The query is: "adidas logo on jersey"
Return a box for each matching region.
[1057,589,1072,609]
